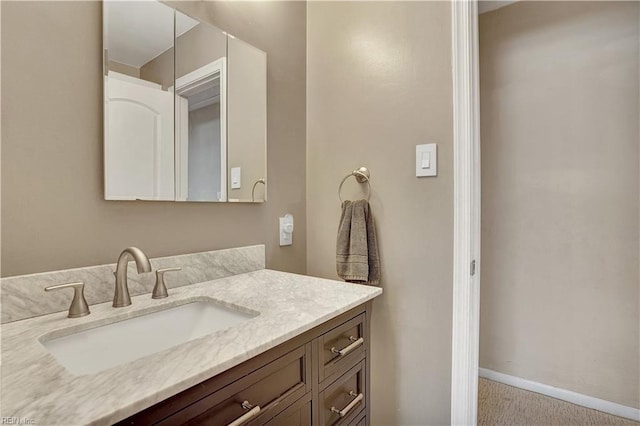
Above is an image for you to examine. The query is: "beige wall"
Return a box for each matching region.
[480,1,639,409]
[138,45,173,90]
[174,22,227,81]
[108,60,139,78]
[140,21,228,89]
[0,1,306,277]
[307,2,454,424]
[227,37,267,202]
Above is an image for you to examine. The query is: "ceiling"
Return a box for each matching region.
[105,0,199,68]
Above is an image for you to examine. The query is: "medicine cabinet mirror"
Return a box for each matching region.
[103,1,267,202]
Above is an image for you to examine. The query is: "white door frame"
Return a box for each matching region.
[451,0,481,425]
[173,58,227,202]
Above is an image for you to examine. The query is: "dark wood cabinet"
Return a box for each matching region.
[263,394,311,426]
[318,360,366,426]
[318,313,365,383]
[117,302,372,426]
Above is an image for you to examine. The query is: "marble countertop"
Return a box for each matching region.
[1,270,382,425]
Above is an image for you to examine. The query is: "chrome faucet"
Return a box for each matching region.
[113,247,152,307]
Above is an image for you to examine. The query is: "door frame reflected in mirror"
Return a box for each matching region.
[173,58,227,202]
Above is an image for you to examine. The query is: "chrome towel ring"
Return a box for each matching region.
[338,167,371,202]
[251,178,266,202]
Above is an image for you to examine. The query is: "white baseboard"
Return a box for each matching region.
[479,368,640,422]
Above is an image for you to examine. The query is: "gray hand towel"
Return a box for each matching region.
[336,200,380,285]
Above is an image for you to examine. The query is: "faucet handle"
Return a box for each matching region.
[153,267,181,299]
[44,282,90,318]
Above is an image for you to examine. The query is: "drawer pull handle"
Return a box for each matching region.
[331,336,364,356]
[227,401,261,426]
[331,391,364,418]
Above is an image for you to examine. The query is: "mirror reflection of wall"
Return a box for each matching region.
[175,12,227,202]
[104,0,175,200]
[227,37,267,202]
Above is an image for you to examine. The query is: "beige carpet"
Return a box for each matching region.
[478,378,640,426]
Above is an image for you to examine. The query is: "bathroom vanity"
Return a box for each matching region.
[119,302,372,426]
[0,246,381,425]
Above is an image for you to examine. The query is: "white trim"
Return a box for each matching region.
[219,58,227,202]
[175,94,189,201]
[451,0,482,425]
[188,95,220,112]
[107,71,162,90]
[104,75,110,200]
[175,58,225,93]
[479,368,640,422]
[173,58,227,202]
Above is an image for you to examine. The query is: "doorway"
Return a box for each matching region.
[452,1,640,424]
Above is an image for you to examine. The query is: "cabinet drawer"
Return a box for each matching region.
[318,360,366,426]
[318,314,366,382]
[348,410,366,426]
[158,345,310,426]
[262,393,311,426]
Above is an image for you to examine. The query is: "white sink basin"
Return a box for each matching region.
[41,300,258,375]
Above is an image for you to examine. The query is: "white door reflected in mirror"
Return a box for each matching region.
[103,0,176,201]
[105,73,175,200]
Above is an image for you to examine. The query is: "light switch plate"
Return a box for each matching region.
[231,167,241,189]
[416,144,437,177]
[279,214,294,246]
